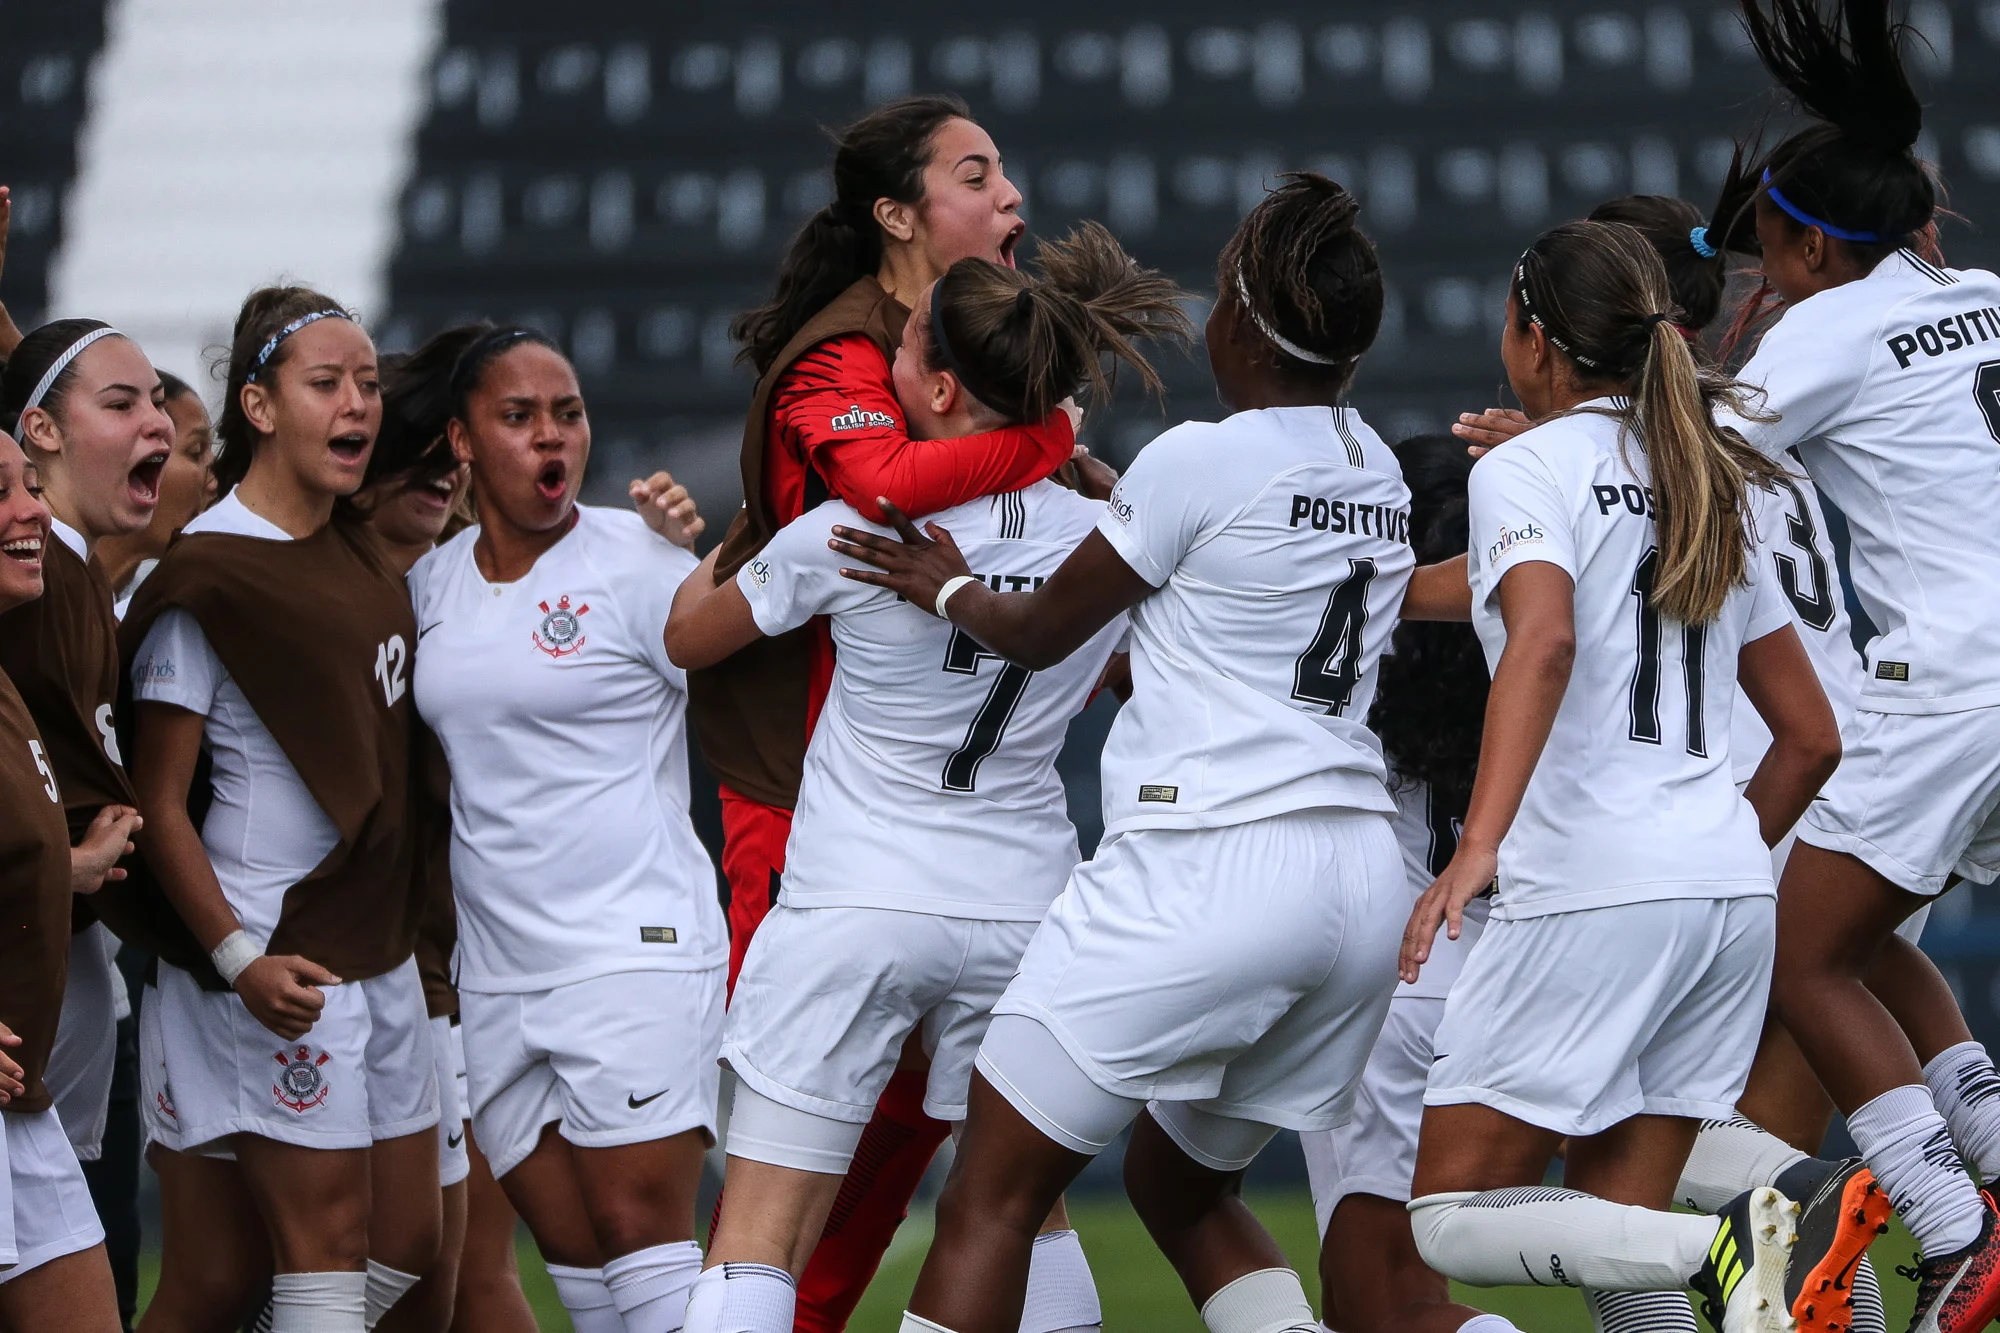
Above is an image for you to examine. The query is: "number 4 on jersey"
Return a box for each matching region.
[1292,558,1377,715]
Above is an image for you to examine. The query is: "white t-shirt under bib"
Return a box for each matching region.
[1094,406,1415,835]
[739,481,1123,921]
[409,505,724,992]
[1468,401,1793,919]
[129,493,340,943]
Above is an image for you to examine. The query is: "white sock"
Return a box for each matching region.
[1676,1116,1810,1213]
[680,1263,795,1333]
[269,1271,368,1333]
[1199,1267,1319,1333]
[1847,1084,1984,1257]
[604,1241,704,1333]
[1458,1318,1530,1333]
[1850,1253,1887,1333]
[899,1317,959,1333]
[546,1263,626,1333]
[1020,1230,1101,1333]
[1925,1041,2000,1180]
[1409,1188,1716,1290]
[1585,1287,1697,1332]
[362,1259,421,1330]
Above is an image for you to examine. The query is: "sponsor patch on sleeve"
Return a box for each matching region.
[1486,522,1545,562]
[749,559,771,587]
[830,404,897,432]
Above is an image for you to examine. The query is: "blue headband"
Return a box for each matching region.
[1689,226,1718,259]
[244,309,350,383]
[1761,169,1885,244]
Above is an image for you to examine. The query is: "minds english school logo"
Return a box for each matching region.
[829,403,897,432]
[532,594,590,658]
[274,1045,332,1113]
[1487,521,1545,563]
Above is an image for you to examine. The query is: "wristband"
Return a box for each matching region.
[210,930,262,987]
[934,575,978,620]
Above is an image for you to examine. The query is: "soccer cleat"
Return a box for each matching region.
[1902,1189,2000,1333]
[1694,1186,1800,1333]
[1781,1159,1893,1333]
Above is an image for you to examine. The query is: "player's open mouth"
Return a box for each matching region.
[410,474,455,511]
[998,221,1024,268]
[0,534,43,569]
[328,432,369,464]
[535,460,567,503]
[128,450,168,507]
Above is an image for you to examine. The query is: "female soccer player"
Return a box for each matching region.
[98,370,217,610]
[668,222,1187,1333]
[1680,3,2000,1327]
[0,428,136,1331]
[1394,219,1877,1333]
[125,287,440,1333]
[834,172,1422,1333]
[699,97,1087,1324]
[1297,436,1514,1333]
[407,326,712,1333]
[0,319,168,1173]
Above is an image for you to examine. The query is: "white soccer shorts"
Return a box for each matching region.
[146,956,439,1153]
[1426,895,1775,1137]
[47,923,120,1162]
[724,905,1038,1137]
[0,1106,104,1281]
[1798,705,2000,895]
[459,966,724,1180]
[432,1016,469,1188]
[993,807,1405,1131]
[1299,995,1444,1234]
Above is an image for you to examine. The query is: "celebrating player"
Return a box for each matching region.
[407,325,713,1333]
[668,221,1188,1333]
[98,370,217,613]
[124,287,440,1333]
[834,172,1421,1333]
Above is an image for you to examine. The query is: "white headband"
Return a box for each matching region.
[11,326,123,442]
[1234,270,1355,367]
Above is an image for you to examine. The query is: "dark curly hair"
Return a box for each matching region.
[1367,435,1488,810]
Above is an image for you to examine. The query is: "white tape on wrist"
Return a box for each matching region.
[210,930,262,987]
[934,575,978,620]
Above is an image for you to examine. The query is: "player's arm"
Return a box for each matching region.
[783,338,1074,521]
[131,701,337,1040]
[1737,624,1841,847]
[1401,562,1575,981]
[1401,553,1472,621]
[664,545,762,670]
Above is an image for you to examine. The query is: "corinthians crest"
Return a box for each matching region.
[274,1045,332,1113]
[532,594,590,658]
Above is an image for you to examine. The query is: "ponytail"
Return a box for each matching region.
[922,221,1191,424]
[732,95,970,376]
[1514,221,1783,625]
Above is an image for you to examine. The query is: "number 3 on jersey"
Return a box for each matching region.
[940,628,1031,792]
[1292,558,1377,715]
[374,634,408,707]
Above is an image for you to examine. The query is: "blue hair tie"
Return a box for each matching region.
[1760,169,1885,244]
[1689,226,1718,259]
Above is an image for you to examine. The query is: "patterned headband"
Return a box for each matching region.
[244,309,351,383]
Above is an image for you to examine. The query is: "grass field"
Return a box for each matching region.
[134,1187,1924,1331]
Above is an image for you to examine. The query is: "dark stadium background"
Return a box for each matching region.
[9,3,1998,1326]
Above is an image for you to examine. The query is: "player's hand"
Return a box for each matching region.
[0,1020,24,1106]
[1401,842,1498,983]
[1069,444,1119,501]
[630,471,704,550]
[1058,395,1084,434]
[71,805,142,895]
[235,954,338,1042]
[1451,408,1532,457]
[0,185,20,360]
[830,498,972,614]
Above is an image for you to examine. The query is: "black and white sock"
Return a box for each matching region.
[1848,1084,1984,1258]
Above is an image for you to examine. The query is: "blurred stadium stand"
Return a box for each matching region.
[4,2,107,329]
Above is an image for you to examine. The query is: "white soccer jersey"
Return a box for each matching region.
[739,481,1123,920]
[1730,250,2000,713]
[1094,406,1415,835]
[1387,777,1488,1000]
[1468,401,1794,919]
[409,505,725,992]
[1730,471,1863,783]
